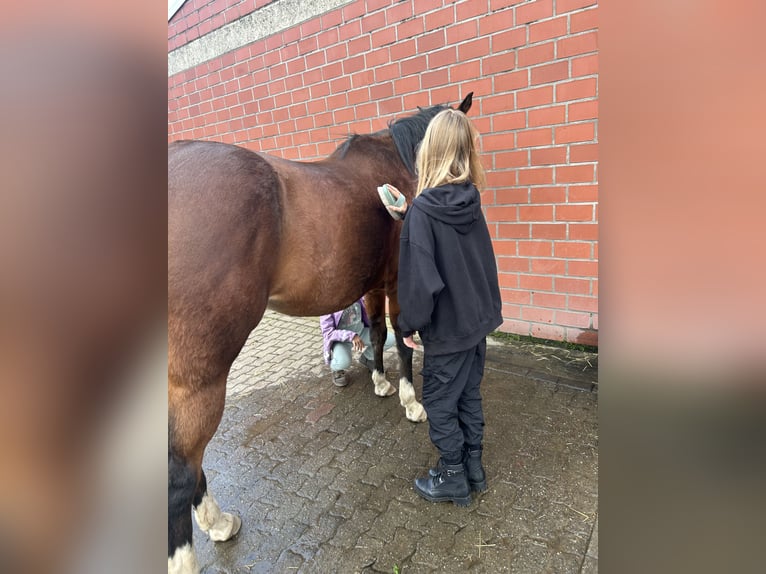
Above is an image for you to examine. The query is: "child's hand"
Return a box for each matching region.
[403,335,421,350]
[352,335,364,351]
[385,184,408,217]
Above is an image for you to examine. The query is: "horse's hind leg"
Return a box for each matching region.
[168,372,234,574]
[364,289,396,397]
[192,468,241,542]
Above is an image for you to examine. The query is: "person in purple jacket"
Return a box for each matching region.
[320,298,395,387]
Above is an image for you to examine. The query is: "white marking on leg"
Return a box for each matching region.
[193,492,242,542]
[372,369,396,396]
[168,543,200,574]
[399,377,427,422]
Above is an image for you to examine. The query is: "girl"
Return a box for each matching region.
[383,108,502,506]
[320,298,395,387]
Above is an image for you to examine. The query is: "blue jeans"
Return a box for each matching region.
[330,327,395,371]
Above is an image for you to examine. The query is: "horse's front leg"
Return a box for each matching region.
[365,289,396,397]
[386,294,427,423]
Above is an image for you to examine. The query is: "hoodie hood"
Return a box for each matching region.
[412,181,481,234]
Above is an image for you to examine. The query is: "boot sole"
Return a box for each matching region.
[470,480,488,493]
[414,489,471,507]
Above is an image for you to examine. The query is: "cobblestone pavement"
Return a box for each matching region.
[197,310,598,573]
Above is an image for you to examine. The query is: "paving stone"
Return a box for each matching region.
[191,310,598,572]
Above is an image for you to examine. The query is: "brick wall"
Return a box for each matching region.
[168,0,599,346]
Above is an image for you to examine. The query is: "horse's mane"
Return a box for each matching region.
[389,104,449,175]
[333,103,449,175]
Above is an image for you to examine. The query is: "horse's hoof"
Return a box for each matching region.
[372,371,396,396]
[406,403,427,423]
[208,512,241,542]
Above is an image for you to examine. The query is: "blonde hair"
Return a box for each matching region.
[415,108,485,196]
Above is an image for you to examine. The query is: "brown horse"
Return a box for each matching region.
[168,93,474,572]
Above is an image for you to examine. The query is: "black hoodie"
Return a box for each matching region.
[397,180,503,355]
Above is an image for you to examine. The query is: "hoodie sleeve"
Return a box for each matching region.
[397,209,445,337]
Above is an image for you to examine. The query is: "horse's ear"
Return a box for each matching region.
[458,92,473,114]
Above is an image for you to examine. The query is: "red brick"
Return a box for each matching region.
[533,292,567,308]
[572,54,598,77]
[372,27,396,48]
[570,144,598,163]
[401,55,428,76]
[390,39,416,61]
[528,105,566,126]
[495,220,529,239]
[557,31,598,57]
[554,241,592,258]
[398,17,424,40]
[555,122,595,143]
[519,275,554,292]
[370,82,393,100]
[517,41,554,67]
[425,6,455,31]
[418,30,445,53]
[515,0,553,24]
[492,28,526,52]
[568,295,597,313]
[493,111,526,131]
[458,37,490,61]
[375,62,399,82]
[495,150,527,169]
[517,128,552,148]
[387,1,413,22]
[517,86,553,108]
[529,16,567,42]
[479,10,512,35]
[568,260,598,277]
[519,204,553,220]
[347,87,368,105]
[495,69,528,92]
[494,187,528,206]
[428,46,457,68]
[556,310,591,328]
[484,53,516,75]
[451,61,481,82]
[568,184,598,202]
[325,44,348,62]
[420,69,449,89]
[481,93,513,115]
[556,0,597,15]
[556,165,594,184]
[498,274,520,289]
[556,78,597,102]
[446,20,478,44]
[342,54,365,74]
[569,224,597,240]
[503,289,529,305]
[531,223,567,239]
[530,323,565,340]
[486,206,519,222]
[522,306,556,324]
[494,239,520,256]
[531,61,569,85]
[502,303,522,319]
[393,75,420,94]
[481,133,511,152]
[339,21,362,41]
[362,11,386,33]
[555,277,591,295]
[555,203,594,220]
[531,186,566,203]
[457,0,488,20]
[532,258,565,274]
[569,100,598,121]
[571,7,598,32]
[342,0,366,20]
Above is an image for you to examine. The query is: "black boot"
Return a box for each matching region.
[414,463,471,506]
[464,447,487,493]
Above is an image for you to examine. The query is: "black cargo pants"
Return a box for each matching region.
[421,338,486,464]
